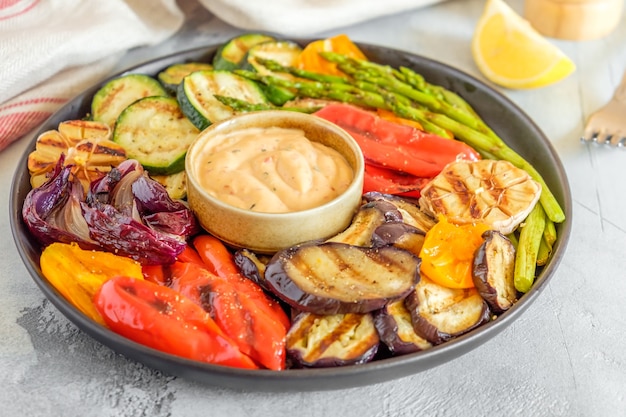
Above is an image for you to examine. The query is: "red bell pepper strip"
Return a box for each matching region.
[191,234,240,277]
[142,264,167,286]
[363,163,431,199]
[169,260,287,370]
[314,103,480,178]
[191,234,291,330]
[176,245,205,265]
[143,245,204,286]
[94,275,258,369]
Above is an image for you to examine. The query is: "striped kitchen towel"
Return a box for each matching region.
[0,0,184,152]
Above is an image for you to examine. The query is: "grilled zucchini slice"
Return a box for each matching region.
[91,74,167,127]
[157,62,213,95]
[151,170,187,200]
[212,33,276,71]
[243,40,303,105]
[112,96,199,175]
[177,70,268,130]
[244,40,303,74]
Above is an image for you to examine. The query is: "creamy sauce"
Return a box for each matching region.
[194,127,354,213]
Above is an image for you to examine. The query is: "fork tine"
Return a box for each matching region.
[581,69,626,149]
[609,132,626,147]
[581,128,597,143]
[596,132,612,145]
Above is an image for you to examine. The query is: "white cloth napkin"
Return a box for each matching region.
[197,0,445,37]
[0,0,184,152]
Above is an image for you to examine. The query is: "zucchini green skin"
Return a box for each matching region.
[244,40,303,105]
[243,40,303,74]
[91,74,167,127]
[157,62,214,95]
[213,33,276,71]
[177,70,268,130]
[112,96,199,176]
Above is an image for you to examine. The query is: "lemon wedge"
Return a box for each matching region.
[471,0,576,89]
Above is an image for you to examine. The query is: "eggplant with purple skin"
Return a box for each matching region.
[265,242,421,315]
[286,311,379,368]
[405,275,491,345]
[326,199,402,246]
[235,199,404,289]
[233,248,271,291]
[372,222,427,256]
[374,299,432,355]
[472,230,518,313]
[363,192,436,233]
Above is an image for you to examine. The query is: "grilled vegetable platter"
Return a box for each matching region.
[10,34,571,391]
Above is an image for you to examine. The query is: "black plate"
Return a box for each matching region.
[9,41,572,391]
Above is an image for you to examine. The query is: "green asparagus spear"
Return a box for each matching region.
[536,237,552,266]
[514,203,546,293]
[214,95,320,113]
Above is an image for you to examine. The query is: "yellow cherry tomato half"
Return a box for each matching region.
[419,216,491,289]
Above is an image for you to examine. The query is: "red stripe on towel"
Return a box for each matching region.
[0,0,40,21]
[0,110,52,150]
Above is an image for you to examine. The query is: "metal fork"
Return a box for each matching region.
[582,70,626,147]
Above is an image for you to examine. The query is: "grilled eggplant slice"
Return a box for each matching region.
[233,248,272,291]
[473,230,517,313]
[286,311,379,368]
[326,199,402,246]
[405,275,491,345]
[374,300,432,355]
[372,222,427,255]
[265,242,421,314]
[364,192,436,232]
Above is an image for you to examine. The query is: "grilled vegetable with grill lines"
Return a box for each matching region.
[373,299,432,355]
[286,311,379,368]
[91,73,168,127]
[325,199,402,246]
[177,70,269,130]
[112,96,199,176]
[27,120,126,191]
[157,62,213,95]
[418,159,542,235]
[213,33,276,71]
[264,242,421,315]
[405,275,491,345]
[372,222,427,256]
[363,192,436,233]
[472,230,517,313]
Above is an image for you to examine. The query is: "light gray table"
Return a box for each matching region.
[2,0,625,415]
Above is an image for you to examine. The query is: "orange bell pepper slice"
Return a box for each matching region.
[296,34,367,76]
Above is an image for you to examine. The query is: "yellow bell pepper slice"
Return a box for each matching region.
[40,242,144,325]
